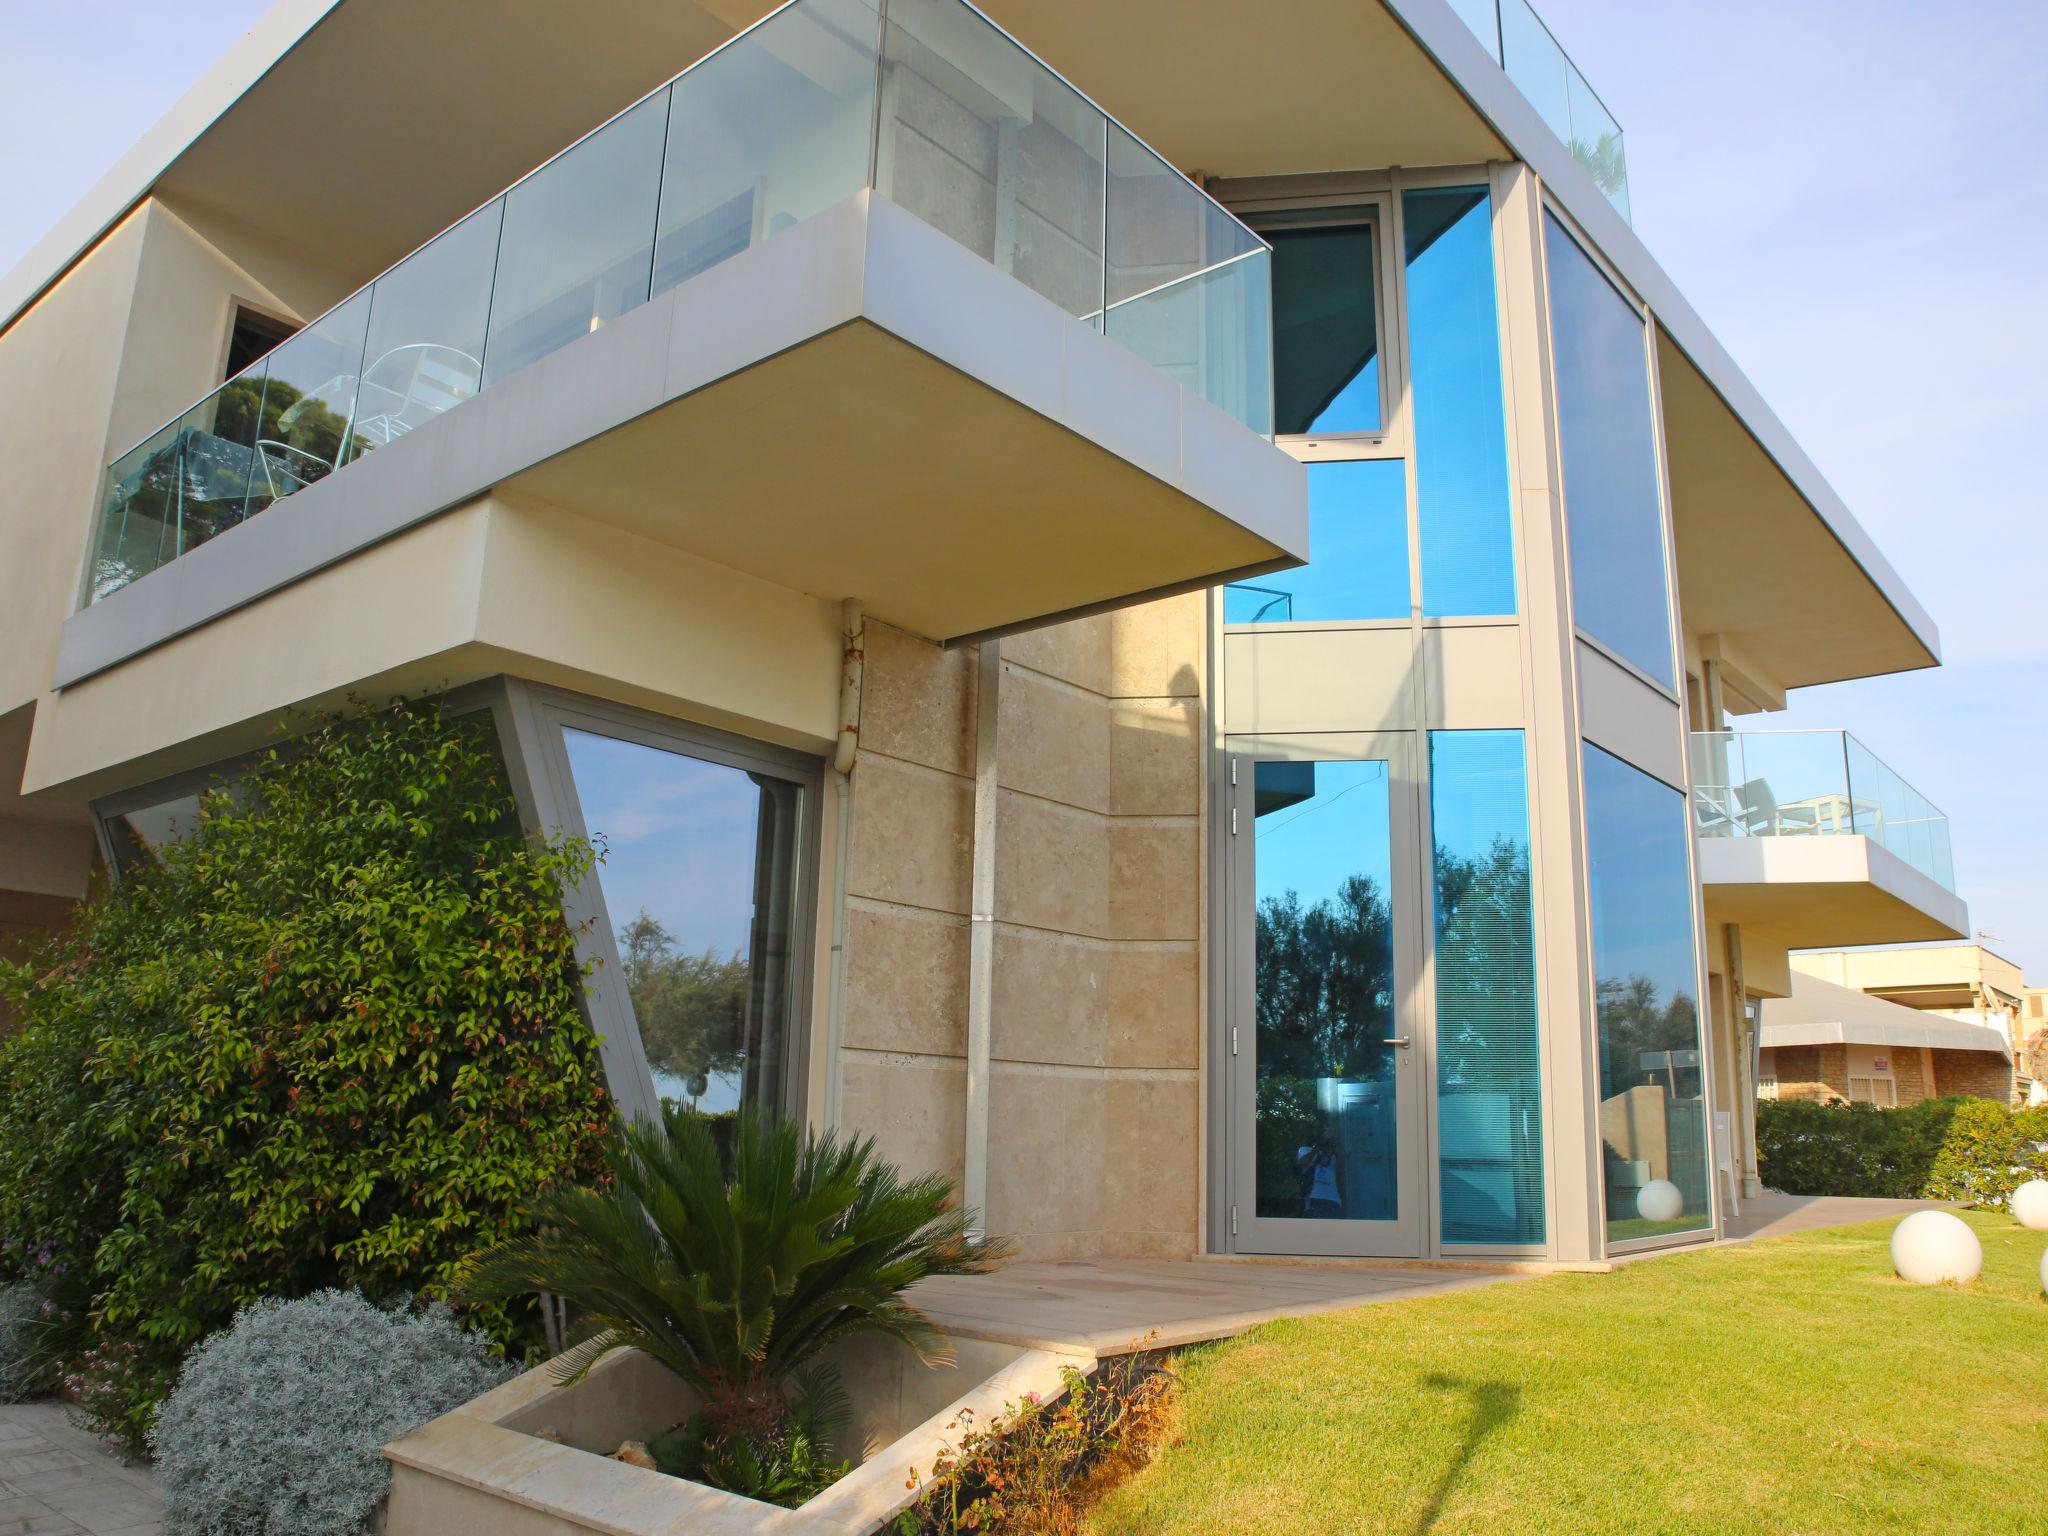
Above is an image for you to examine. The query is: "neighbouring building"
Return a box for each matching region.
[1789,945,2035,1105]
[0,0,1968,1265]
[1758,973,2012,1108]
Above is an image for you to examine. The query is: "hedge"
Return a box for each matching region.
[1756,1095,2048,1207]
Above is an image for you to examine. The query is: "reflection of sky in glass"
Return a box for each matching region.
[1406,187,1515,618]
[1545,213,1674,687]
[1254,760,1392,906]
[564,730,768,1114]
[1229,460,1408,623]
[1429,731,1528,859]
[564,729,760,956]
[1581,744,1695,1008]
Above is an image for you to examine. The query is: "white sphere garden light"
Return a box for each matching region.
[2009,1178,2048,1231]
[1636,1179,1683,1224]
[1890,1210,1983,1285]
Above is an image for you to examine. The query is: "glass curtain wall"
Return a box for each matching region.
[561,729,807,1116]
[1429,730,1542,1245]
[1404,187,1515,617]
[1268,222,1382,436]
[1544,213,1674,688]
[1581,743,1709,1241]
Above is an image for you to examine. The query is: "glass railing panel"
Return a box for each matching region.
[88,0,1275,602]
[1103,124,1273,435]
[1498,0,1573,150]
[1445,0,1503,64]
[483,90,672,390]
[1692,730,1851,839]
[654,0,882,298]
[92,418,188,601]
[349,201,502,462]
[1698,731,1956,893]
[246,287,373,522]
[170,370,270,557]
[878,0,1107,324]
[1563,64,1629,222]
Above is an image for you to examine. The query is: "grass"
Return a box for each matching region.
[1086,1214,2048,1536]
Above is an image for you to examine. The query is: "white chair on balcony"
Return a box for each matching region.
[349,343,482,448]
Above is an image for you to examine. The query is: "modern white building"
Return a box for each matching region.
[0,0,1968,1264]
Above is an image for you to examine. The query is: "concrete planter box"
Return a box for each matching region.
[382,1334,1093,1536]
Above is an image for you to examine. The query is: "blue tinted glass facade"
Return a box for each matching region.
[1224,459,1408,623]
[1269,223,1381,436]
[1406,188,1515,617]
[1581,743,1710,1241]
[1545,214,1674,687]
[1430,730,1542,1245]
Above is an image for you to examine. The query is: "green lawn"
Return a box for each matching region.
[1087,1215,2048,1536]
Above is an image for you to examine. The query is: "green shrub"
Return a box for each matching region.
[1924,1098,2048,1209]
[0,698,612,1451]
[1754,1097,1960,1198]
[1757,1095,2048,1209]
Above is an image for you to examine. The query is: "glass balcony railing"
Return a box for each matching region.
[1446,0,1630,223]
[1689,730,1955,893]
[85,0,1273,606]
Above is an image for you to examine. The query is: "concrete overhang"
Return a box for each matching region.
[50,191,1305,691]
[1698,835,1968,950]
[1762,975,2011,1060]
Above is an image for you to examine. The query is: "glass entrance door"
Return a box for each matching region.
[1228,737,1424,1256]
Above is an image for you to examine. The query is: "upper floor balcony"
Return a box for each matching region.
[71,0,1300,677]
[1691,730,1966,947]
[1446,0,1629,221]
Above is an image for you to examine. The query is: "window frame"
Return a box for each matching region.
[499,679,825,1127]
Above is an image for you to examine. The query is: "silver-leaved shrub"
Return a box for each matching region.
[150,1290,516,1536]
[0,1280,45,1402]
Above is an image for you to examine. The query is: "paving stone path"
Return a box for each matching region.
[0,1403,160,1536]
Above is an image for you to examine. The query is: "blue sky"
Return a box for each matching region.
[4,2,2040,975]
[1536,0,2048,975]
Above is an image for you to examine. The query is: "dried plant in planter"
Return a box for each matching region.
[461,1106,1008,1508]
[897,1343,1179,1536]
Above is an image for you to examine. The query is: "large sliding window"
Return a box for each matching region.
[1405,187,1515,618]
[1430,730,1542,1246]
[547,707,815,1119]
[1581,743,1709,1241]
[1545,213,1674,688]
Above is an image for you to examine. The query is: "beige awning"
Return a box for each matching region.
[1762,973,2011,1059]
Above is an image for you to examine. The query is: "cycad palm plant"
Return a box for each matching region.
[460,1107,1006,1446]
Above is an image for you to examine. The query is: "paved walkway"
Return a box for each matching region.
[1721,1190,1941,1244]
[0,1403,159,1535]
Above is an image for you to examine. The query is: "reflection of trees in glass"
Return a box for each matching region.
[1595,973,1699,1097]
[1253,877,1393,1215]
[1254,877,1393,1078]
[1432,836,1532,1093]
[618,911,749,1105]
[1568,132,1627,200]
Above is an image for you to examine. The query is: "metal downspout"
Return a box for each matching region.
[963,641,1000,1243]
[823,602,864,1131]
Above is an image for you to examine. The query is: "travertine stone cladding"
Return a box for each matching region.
[838,595,1206,1260]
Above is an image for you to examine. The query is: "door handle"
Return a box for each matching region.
[1383,1036,1411,1047]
